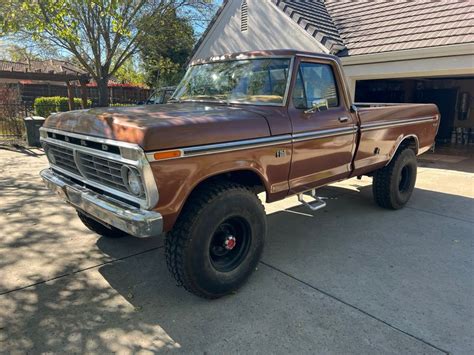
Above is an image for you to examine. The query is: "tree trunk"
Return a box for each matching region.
[97,77,109,107]
[79,80,89,109]
[66,81,74,111]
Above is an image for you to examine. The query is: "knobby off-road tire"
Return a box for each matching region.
[77,211,128,238]
[373,147,417,210]
[165,182,266,299]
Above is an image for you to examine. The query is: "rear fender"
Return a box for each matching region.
[386,134,419,166]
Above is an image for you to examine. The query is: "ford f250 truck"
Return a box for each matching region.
[40,50,440,298]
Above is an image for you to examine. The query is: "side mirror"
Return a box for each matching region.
[304,99,329,114]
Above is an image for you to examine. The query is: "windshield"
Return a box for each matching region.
[172,58,291,105]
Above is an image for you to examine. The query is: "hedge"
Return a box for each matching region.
[109,103,136,107]
[34,97,92,118]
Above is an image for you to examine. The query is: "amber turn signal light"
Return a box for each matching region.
[153,150,182,160]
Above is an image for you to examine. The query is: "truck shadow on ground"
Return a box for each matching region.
[96,183,472,352]
[2,183,472,352]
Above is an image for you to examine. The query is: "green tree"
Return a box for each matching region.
[0,41,60,61]
[139,6,195,88]
[0,44,40,62]
[0,0,215,106]
[114,57,146,85]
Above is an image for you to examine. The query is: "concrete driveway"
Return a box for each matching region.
[1,147,473,354]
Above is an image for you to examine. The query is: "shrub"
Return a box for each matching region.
[109,103,136,107]
[34,97,92,117]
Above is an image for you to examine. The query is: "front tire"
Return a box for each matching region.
[165,182,266,299]
[372,147,417,209]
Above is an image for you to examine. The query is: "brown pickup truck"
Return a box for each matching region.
[40,50,439,298]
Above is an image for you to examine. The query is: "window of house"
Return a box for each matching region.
[292,63,339,109]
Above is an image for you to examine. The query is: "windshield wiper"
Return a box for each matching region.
[193,96,231,104]
[168,97,181,103]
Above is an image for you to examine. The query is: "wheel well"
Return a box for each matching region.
[383,135,419,168]
[192,170,266,196]
[398,136,419,154]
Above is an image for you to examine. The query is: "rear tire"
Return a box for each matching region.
[165,182,266,299]
[373,148,417,209]
[77,211,128,238]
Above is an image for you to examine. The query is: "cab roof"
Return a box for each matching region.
[190,50,340,66]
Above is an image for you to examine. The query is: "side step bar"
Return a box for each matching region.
[297,189,327,211]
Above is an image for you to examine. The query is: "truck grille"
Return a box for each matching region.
[46,144,81,175]
[76,152,129,193]
[43,142,144,198]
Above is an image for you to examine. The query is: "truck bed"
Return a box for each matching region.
[352,102,440,176]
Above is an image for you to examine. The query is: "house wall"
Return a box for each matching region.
[344,45,474,147]
[192,0,327,60]
[340,45,474,99]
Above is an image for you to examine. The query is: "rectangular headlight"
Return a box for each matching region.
[120,147,142,161]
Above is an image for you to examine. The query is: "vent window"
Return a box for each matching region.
[241,0,248,32]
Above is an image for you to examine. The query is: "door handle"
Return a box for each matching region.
[338,116,349,123]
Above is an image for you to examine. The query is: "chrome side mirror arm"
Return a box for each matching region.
[304,98,329,114]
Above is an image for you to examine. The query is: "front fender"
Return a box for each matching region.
[149,144,291,231]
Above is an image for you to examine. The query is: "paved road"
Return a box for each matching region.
[1,147,473,354]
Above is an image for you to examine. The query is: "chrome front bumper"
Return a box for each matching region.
[40,168,163,238]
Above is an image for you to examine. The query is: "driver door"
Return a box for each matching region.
[288,59,356,193]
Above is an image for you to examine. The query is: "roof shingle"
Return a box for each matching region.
[0,59,87,76]
[272,0,345,53]
[324,0,474,56]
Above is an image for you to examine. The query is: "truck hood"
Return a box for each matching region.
[43,102,271,151]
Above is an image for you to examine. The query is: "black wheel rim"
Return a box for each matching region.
[398,165,411,193]
[209,216,251,272]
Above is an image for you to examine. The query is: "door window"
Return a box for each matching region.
[293,63,339,109]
